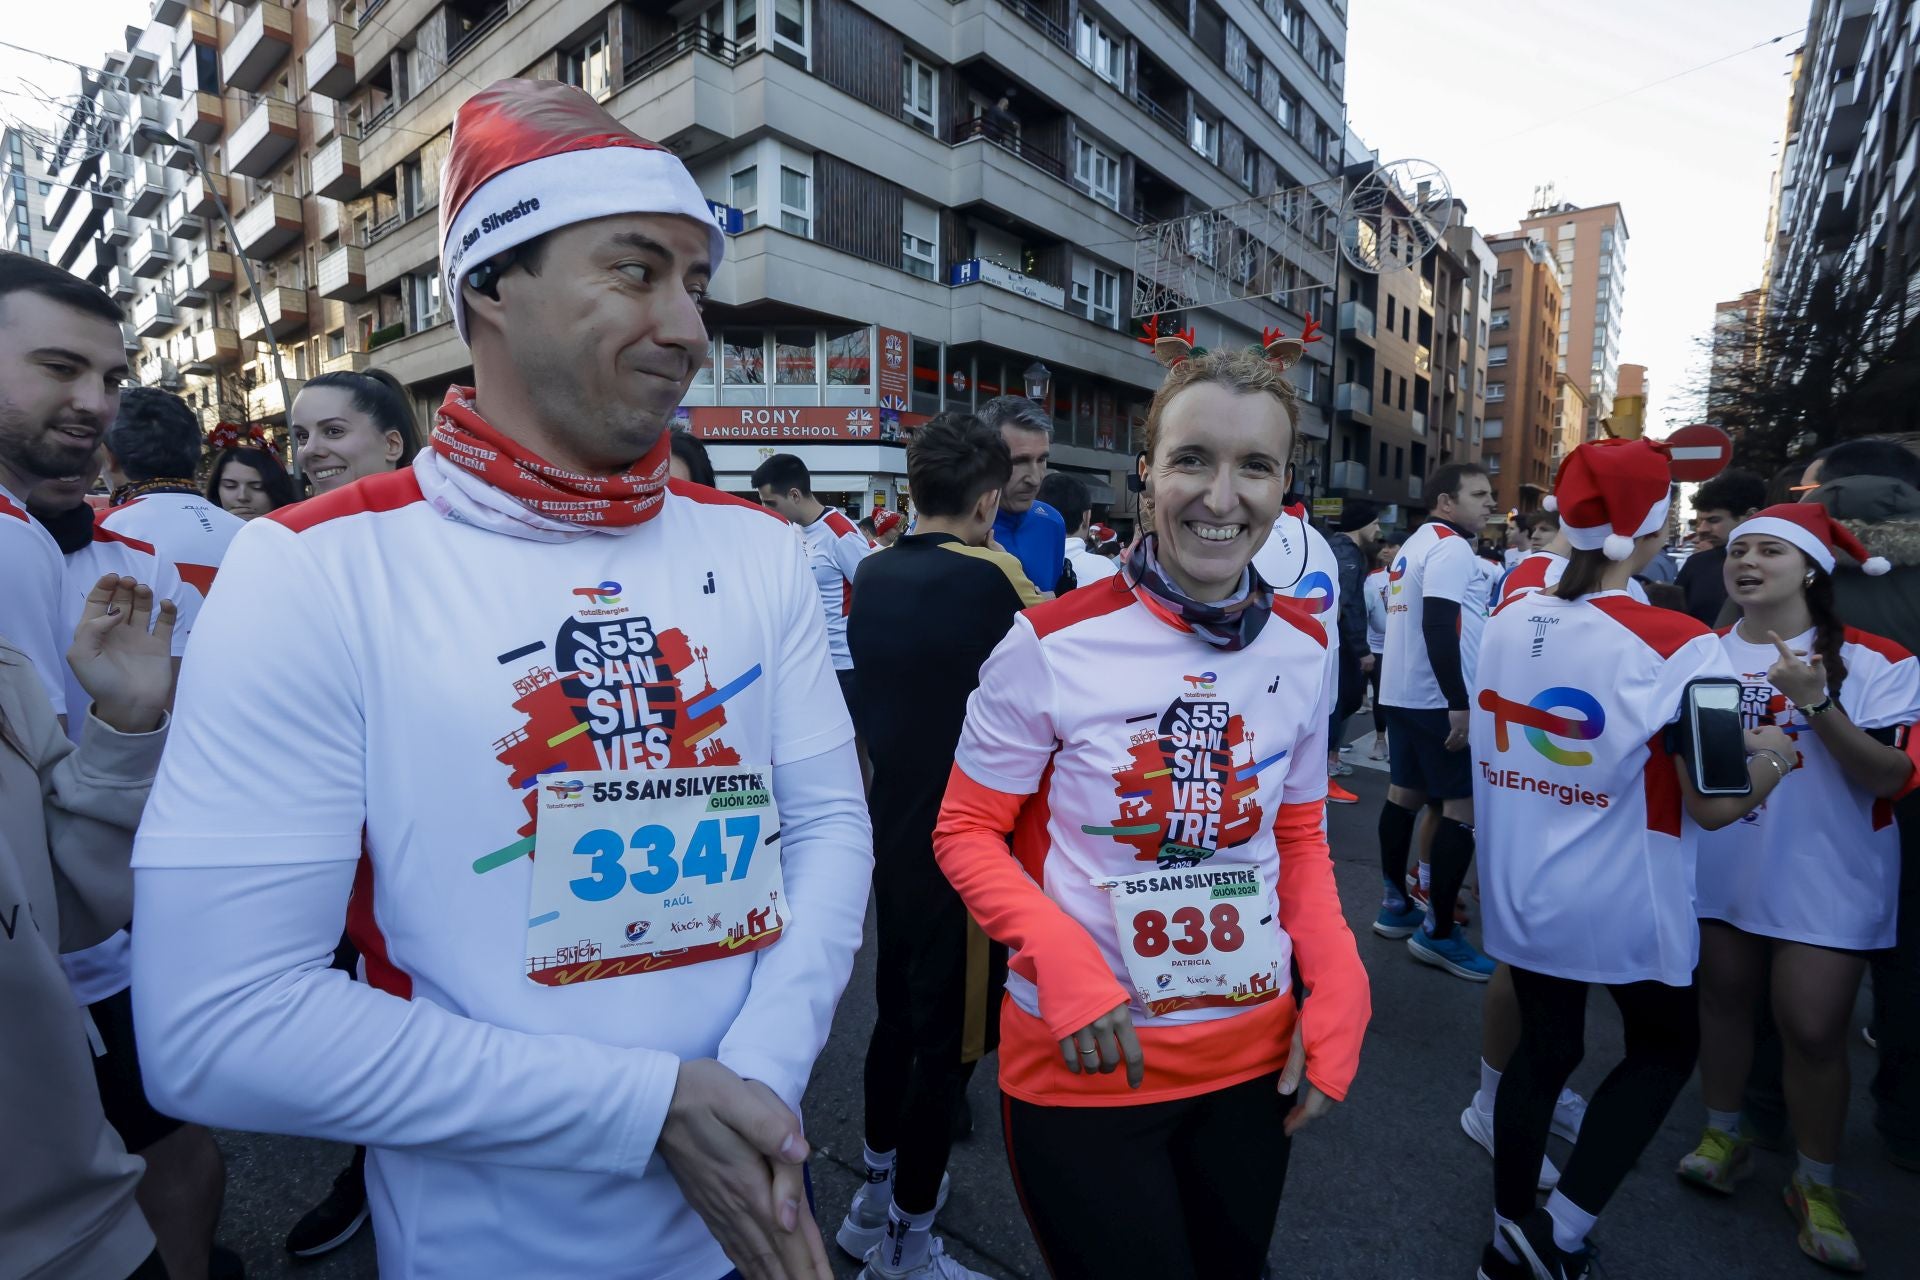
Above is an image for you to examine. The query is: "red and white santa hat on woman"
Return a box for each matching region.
[1542,438,1675,561]
[1728,503,1891,576]
[438,78,723,343]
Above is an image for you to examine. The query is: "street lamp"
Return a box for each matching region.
[1022,360,1052,404]
[138,124,300,486]
[1305,456,1322,508]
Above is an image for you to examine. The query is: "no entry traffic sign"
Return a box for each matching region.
[1664,423,1733,483]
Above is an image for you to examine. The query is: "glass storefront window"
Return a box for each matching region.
[824,325,870,385]
[775,330,816,384]
[690,337,715,386]
[724,330,765,384]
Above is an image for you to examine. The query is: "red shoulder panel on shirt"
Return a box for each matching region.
[1589,594,1711,659]
[1431,524,1456,539]
[824,509,859,538]
[91,523,158,555]
[271,469,425,533]
[1026,574,1134,639]
[1844,626,1915,665]
[667,477,784,521]
[1270,593,1329,649]
[0,492,27,522]
[1283,502,1306,519]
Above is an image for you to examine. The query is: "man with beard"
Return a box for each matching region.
[0,253,129,721]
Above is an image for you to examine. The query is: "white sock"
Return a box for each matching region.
[1492,1212,1520,1263]
[1797,1152,1836,1187]
[862,1144,895,1182]
[1418,861,1432,891]
[1705,1108,1742,1136]
[1544,1190,1596,1255]
[1477,1060,1501,1116]
[881,1203,937,1271]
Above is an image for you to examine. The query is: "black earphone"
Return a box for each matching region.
[467,259,503,301]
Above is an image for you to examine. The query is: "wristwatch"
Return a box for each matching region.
[1798,696,1834,718]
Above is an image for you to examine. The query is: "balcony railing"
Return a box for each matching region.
[1334,382,1373,415]
[994,0,1070,49]
[1338,300,1374,338]
[1407,475,1424,501]
[222,2,294,95]
[187,325,239,371]
[361,100,398,138]
[446,4,511,67]
[1411,410,1428,436]
[1415,344,1432,375]
[133,289,179,337]
[624,28,751,83]
[1131,92,1185,140]
[949,115,1067,183]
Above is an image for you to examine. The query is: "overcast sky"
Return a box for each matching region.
[1345,0,1810,433]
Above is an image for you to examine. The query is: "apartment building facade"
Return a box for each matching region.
[212,0,1352,511]
[1325,184,1492,524]
[1515,196,1627,442]
[2,128,55,261]
[1611,360,1647,439]
[1480,231,1562,515]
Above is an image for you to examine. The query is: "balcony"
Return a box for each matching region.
[129,95,169,156]
[1328,459,1368,494]
[948,115,1069,186]
[623,26,751,83]
[1407,476,1424,502]
[131,227,176,277]
[247,376,306,423]
[317,244,367,300]
[109,265,138,300]
[167,187,207,239]
[1415,344,1432,375]
[446,3,512,67]
[177,90,222,144]
[234,191,302,258]
[222,2,294,94]
[177,248,235,305]
[229,97,297,178]
[236,286,309,341]
[1814,165,1851,234]
[1411,410,1428,437]
[365,212,438,295]
[176,170,227,221]
[312,135,361,201]
[72,238,119,285]
[121,322,140,353]
[321,349,372,375]
[1334,382,1373,416]
[305,22,355,99]
[187,325,239,373]
[1419,277,1435,312]
[1338,300,1375,339]
[128,160,168,219]
[152,0,185,22]
[177,5,216,53]
[133,289,180,338]
[103,211,133,247]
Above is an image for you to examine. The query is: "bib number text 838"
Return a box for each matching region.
[568,815,762,902]
[1131,903,1245,958]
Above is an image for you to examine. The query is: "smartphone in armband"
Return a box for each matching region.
[1669,678,1751,796]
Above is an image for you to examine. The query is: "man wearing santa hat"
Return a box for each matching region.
[130,79,871,1280]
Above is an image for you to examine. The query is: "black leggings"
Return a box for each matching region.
[1494,967,1700,1224]
[1002,1072,1292,1280]
[1367,658,1385,734]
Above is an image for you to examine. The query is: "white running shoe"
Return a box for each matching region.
[1551,1087,1588,1143]
[1460,1102,1559,1191]
[837,1173,951,1261]
[858,1235,992,1280]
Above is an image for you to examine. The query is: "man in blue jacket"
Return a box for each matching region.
[977,395,1065,593]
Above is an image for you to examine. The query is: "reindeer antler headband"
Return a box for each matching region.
[1138,313,1322,372]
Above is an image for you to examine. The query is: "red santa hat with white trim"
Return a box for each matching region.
[1727,503,1891,576]
[438,78,723,343]
[1541,438,1674,562]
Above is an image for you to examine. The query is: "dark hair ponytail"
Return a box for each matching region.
[1551,547,1611,601]
[304,367,420,467]
[1805,568,1849,705]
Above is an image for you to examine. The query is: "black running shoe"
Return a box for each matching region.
[286,1149,369,1258]
[1500,1209,1593,1280]
[1478,1242,1529,1280]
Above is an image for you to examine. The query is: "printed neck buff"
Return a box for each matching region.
[427,385,670,532]
[1124,534,1272,651]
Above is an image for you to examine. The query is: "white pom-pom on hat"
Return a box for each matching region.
[1602,533,1635,561]
[1542,495,1558,513]
[1863,556,1892,576]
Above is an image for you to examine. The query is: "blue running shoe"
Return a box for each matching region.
[1372,901,1426,939]
[1408,928,1496,981]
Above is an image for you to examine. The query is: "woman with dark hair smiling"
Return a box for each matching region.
[291,368,419,496]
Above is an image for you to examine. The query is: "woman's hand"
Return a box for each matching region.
[67,574,177,734]
[1277,1018,1335,1136]
[1745,723,1796,766]
[1765,631,1828,710]
[1059,1002,1144,1088]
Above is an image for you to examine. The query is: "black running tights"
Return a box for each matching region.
[1493,966,1700,1225]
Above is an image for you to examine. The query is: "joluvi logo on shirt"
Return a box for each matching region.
[1478,685,1607,766]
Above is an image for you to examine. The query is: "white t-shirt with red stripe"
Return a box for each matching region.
[1471,590,1732,985]
[1497,550,1649,611]
[799,508,868,671]
[98,491,243,609]
[1253,504,1340,718]
[1380,520,1494,710]
[1696,626,1920,950]
[132,465,870,1280]
[0,483,71,716]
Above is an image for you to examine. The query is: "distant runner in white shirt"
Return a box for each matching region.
[1363,543,1396,761]
[1681,503,1918,1271]
[1471,439,1792,1280]
[132,79,871,1280]
[99,387,243,607]
[1498,509,1649,611]
[1038,469,1117,587]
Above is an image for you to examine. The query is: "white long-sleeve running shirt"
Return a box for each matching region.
[132,464,873,1280]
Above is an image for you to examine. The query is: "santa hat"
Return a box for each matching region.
[1542,438,1673,561]
[1089,522,1117,547]
[1727,503,1891,576]
[439,79,723,343]
[872,510,903,537]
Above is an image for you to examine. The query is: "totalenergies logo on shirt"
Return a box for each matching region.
[1478,685,1607,766]
[573,580,622,606]
[1387,556,1408,597]
[1291,571,1335,615]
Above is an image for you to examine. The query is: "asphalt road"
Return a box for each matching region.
[207,728,1917,1279]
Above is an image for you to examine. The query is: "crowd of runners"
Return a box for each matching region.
[3,77,1918,1280]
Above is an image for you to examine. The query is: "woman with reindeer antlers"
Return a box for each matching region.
[932,324,1370,1279]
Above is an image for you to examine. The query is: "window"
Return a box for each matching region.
[824,325,869,385]
[772,0,808,66]
[1072,136,1120,210]
[1239,148,1257,192]
[1274,91,1295,134]
[1489,308,1509,329]
[1493,268,1511,292]
[901,199,938,280]
[405,271,440,330]
[36,180,49,196]
[1377,442,1388,477]
[1076,15,1122,85]
[1486,383,1506,402]
[1385,295,1395,328]
[1394,446,1404,479]
[402,160,425,218]
[724,330,766,384]
[778,165,809,236]
[774,330,815,384]
[1189,112,1219,163]
[902,54,937,134]
[327,328,346,358]
[1485,454,1501,475]
[730,165,759,229]
[1070,256,1120,328]
[563,32,612,100]
[1279,2,1302,46]
[1487,344,1509,366]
